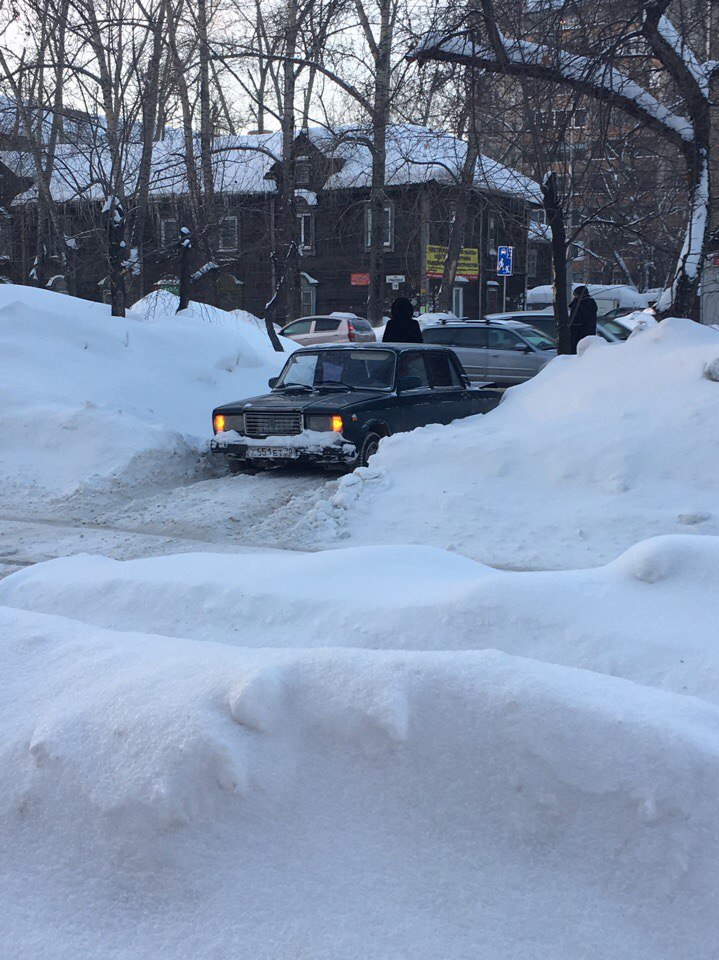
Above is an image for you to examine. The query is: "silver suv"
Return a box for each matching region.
[280,313,376,346]
[422,320,556,385]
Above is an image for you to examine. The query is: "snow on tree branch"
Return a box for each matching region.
[411,30,695,147]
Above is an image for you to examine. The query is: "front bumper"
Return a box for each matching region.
[210,437,358,467]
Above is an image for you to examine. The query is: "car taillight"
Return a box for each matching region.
[348,322,356,342]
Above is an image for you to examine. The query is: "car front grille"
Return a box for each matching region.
[244,411,303,437]
[223,415,245,433]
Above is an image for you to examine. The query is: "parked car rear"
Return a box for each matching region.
[423,320,556,386]
[280,313,375,346]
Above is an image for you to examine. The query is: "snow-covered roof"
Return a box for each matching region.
[527,284,651,309]
[308,125,541,201]
[0,106,540,205]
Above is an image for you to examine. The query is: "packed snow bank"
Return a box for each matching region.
[0,285,292,502]
[3,534,719,702]
[2,602,719,960]
[298,318,719,567]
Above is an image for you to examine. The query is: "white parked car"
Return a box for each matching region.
[280,313,376,346]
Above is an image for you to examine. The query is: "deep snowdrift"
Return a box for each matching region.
[298,318,719,567]
[2,602,719,960]
[3,534,718,703]
[0,285,291,502]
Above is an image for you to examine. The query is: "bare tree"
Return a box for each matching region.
[412,0,718,319]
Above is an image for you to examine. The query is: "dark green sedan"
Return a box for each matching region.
[210,343,499,471]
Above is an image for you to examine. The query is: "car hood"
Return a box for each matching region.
[215,389,390,415]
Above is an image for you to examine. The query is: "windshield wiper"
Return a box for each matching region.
[319,380,358,391]
[277,382,314,392]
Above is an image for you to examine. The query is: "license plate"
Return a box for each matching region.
[246,446,299,459]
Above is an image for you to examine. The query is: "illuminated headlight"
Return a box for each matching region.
[214,413,244,434]
[306,415,343,433]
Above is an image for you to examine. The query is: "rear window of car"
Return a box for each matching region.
[423,327,457,345]
[352,318,373,331]
[314,318,342,332]
[424,326,489,348]
[426,351,462,388]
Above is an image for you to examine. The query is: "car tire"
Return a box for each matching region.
[359,431,382,467]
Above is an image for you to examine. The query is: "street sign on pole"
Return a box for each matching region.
[497,246,513,276]
[497,246,513,312]
[386,274,405,290]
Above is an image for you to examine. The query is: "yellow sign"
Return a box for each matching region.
[426,244,479,279]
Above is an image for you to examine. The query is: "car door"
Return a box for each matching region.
[395,351,434,431]
[485,327,537,384]
[281,318,314,345]
[423,326,488,381]
[424,349,468,424]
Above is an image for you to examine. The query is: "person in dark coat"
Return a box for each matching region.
[569,286,598,354]
[382,297,423,344]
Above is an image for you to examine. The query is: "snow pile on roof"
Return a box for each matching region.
[1,110,540,203]
[2,592,719,959]
[298,318,719,568]
[4,534,719,702]
[527,283,651,310]
[313,125,541,200]
[0,285,289,503]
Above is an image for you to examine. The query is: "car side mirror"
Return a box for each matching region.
[268,376,279,388]
[397,375,423,392]
[513,343,531,353]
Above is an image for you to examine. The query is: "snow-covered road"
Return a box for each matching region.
[0,468,330,576]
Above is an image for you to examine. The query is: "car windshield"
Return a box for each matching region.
[517,326,557,351]
[276,349,396,391]
[600,319,631,341]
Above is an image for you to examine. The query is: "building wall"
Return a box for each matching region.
[4,179,543,321]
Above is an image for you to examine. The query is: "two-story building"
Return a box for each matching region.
[0,117,550,318]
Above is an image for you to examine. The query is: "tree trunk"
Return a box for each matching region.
[197,0,216,255]
[366,0,392,324]
[277,0,299,324]
[106,199,127,318]
[541,172,570,354]
[178,226,192,312]
[439,78,480,313]
[129,5,165,303]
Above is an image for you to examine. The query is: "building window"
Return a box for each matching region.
[159,218,178,249]
[527,247,538,277]
[487,213,497,253]
[364,202,394,249]
[295,157,310,186]
[219,215,239,251]
[300,273,317,314]
[297,212,315,254]
[452,285,464,317]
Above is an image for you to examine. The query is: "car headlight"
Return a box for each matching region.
[306,415,343,433]
[213,413,226,433]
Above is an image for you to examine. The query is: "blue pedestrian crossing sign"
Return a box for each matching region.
[497,245,514,276]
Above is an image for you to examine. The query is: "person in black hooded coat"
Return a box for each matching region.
[382,297,423,344]
[569,285,598,353]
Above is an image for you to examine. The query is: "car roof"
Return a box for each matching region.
[293,342,453,353]
[485,310,555,319]
[424,319,532,331]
